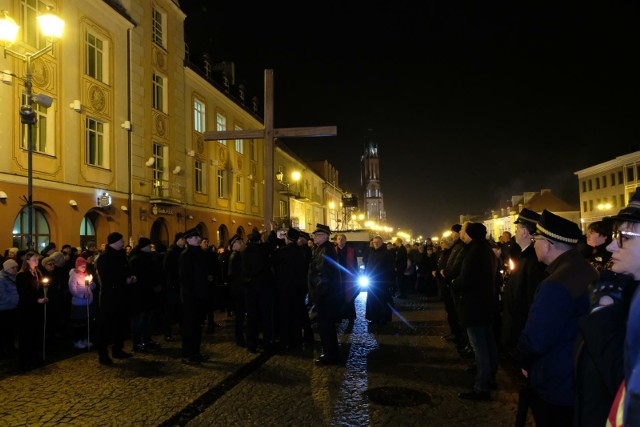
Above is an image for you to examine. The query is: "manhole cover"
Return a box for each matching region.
[364,386,431,407]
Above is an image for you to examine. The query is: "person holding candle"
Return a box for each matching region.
[68,257,96,349]
[15,251,48,370]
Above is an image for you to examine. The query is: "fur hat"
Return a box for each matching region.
[107,232,123,245]
[2,259,18,272]
[609,187,640,224]
[50,251,66,267]
[535,210,581,244]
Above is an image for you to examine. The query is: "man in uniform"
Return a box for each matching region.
[308,224,341,365]
[515,210,598,425]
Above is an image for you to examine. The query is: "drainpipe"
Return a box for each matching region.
[126,28,133,243]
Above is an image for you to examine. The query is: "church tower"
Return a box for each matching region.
[361,132,386,222]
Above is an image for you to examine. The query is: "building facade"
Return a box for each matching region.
[574,150,640,232]
[0,0,265,251]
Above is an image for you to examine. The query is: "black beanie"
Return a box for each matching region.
[107,232,123,245]
[466,223,487,240]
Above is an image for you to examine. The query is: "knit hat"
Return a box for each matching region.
[50,251,66,267]
[451,224,462,233]
[247,230,262,242]
[173,232,185,243]
[75,257,87,269]
[2,259,18,271]
[535,210,581,244]
[465,223,487,240]
[609,187,640,224]
[137,237,151,249]
[107,232,123,245]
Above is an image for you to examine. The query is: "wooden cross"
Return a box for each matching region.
[203,69,337,229]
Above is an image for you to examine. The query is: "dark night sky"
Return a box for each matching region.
[180,1,639,237]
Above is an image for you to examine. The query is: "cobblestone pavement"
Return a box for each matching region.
[0,293,534,426]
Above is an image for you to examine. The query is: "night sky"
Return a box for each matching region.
[180,1,639,237]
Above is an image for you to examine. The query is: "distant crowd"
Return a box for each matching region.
[1,190,640,426]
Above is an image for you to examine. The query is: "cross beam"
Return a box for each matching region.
[203,69,337,230]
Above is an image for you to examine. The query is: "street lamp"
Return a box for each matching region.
[0,8,64,249]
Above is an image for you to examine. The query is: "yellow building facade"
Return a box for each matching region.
[0,0,265,251]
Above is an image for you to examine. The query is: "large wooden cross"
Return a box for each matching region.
[203,69,337,229]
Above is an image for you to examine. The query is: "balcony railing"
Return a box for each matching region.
[151,180,183,204]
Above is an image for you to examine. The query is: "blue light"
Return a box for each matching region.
[358,275,369,288]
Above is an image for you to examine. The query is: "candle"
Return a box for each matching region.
[86,274,93,284]
[42,277,49,297]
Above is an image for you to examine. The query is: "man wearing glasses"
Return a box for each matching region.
[515,210,598,426]
[605,187,640,425]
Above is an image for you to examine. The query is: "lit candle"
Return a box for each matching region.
[42,277,49,297]
[508,258,515,271]
[86,274,93,284]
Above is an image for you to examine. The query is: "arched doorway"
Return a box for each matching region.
[150,218,169,249]
[80,212,98,250]
[12,207,50,251]
[217,224,229,248]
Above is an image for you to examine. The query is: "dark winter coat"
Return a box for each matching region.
[501,244,547,350]
[515,249,598,406]
[451,238,497,327]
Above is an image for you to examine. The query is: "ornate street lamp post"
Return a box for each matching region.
[0,8,64,249]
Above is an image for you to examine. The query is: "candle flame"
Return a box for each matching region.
[508,258,515,271]
[42,277,49,284]
[86,274,93,283]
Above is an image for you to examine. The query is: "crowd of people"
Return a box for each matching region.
[1,192,640,425]
[434,191,640,427]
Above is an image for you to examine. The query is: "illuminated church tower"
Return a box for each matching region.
[361,133,386,223]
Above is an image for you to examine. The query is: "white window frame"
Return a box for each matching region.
[216,113,226,145]
[21,95,54,155]
[85,30,108,83]
[217,168,228,198]
[152,6,166,48]
[195,159,204,193]
[251,181,258,207]
[21,0,47,49]
[85,117,109,167]
[153,143,167,195]
[194,99,206,133]
[236,175,244,202]
[234,125,244,153]
[152,72,167,113]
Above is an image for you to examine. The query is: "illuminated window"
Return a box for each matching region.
[195,160,204,193]
[216,113,227,145]
[86,117,109,167]
[152,73,166,112]
[217,168,227,198]
[21,94,53,155]
[194,99,206,132]
[86,31,108,83]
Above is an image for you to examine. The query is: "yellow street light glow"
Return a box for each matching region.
[442,231,452,238]
[0,11,19,44]
[37,9,64,39]
[291,170,301,182]
[329,201,335,209]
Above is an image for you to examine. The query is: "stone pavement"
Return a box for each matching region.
[0,293,534,426]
